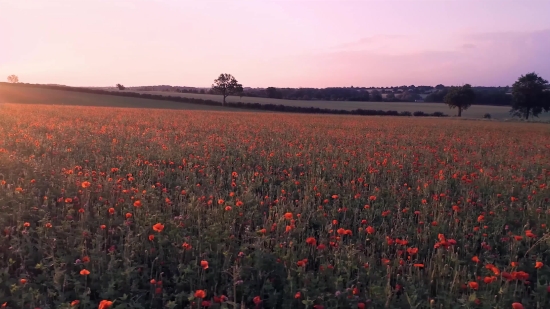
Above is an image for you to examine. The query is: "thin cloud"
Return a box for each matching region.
[332,34,407,50]
[461,43,476,49]
[248,29,550,87]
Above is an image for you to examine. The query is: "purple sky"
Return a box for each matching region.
[1,0,550,88]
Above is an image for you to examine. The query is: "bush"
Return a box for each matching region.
[413,111,426,117]
[2,82,445,118]
[432,111,445,117]
[483,113,491,119]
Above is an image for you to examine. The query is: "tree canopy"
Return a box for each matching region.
[7,75,19,83]
[443,84,475,117]
[510,72,550,119]
[211,73,243,105]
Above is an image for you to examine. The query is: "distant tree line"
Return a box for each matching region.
[127,83,516,106]
[0,82,449,118]
[425,87,512,106]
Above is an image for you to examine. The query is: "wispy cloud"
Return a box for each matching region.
[253,29,550,87]
[332,35,407,51]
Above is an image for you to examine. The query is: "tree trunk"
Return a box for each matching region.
[458,107,462,117]
[222,95,226,106]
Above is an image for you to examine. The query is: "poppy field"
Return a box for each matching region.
[0,103,549,309]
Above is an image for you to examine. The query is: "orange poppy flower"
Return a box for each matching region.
[305,237,317,245]
[82,256,90,263]
[125,213,132,219]
[366,226,375,234]
[98,300,113,309]
[45,223,53,228]
[195,290,206,298]
[152,223,164,232]
[71,300,80,306]
[108,208,115,214]
[224,206,232,211]
[201,260,209,270]
[81,181,91,188]
[20,278,27,284]
[511,303,524,309]
[535,261,544,269]
[23,222,30,227]
[253,296,261,305]
[468,282,479,290]
[413,263,424,268]
[80,269,90,276]
[284,212,293,219]
[148,235,154,241]
[471,256,480,263]
[133,200,142,207]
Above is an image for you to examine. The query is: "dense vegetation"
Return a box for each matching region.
[0,83,448,117]
[0,104,549,309]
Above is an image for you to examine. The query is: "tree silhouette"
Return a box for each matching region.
[510,73,550,119]
[7,75,19,83]
[211,73,243,105]
[444,84,475,117]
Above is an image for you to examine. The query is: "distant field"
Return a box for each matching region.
[0,83,238,111]
[114,89,532,119]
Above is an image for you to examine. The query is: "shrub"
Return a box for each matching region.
[483,113,491,119]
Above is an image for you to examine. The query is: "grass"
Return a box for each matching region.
[0,83,238,111]
[0,103,549,309]
[112,90,536,119]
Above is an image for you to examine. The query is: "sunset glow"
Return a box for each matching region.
[1,0,550,87]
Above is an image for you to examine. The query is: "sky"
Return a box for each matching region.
[1,0,550,88]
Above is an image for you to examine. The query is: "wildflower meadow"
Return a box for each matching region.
[0,103,549,309]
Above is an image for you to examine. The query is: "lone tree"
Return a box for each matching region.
[211,73,243,105]
[510,72,550,120]
[116,84,125,90]
[7,75,19,83]
[443,84,475,117]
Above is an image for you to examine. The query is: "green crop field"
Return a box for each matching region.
[0,84,236,111]
[112,90,537,119]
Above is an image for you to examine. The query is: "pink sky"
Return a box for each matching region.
[1,0,550,88]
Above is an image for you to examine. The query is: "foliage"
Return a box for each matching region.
[0,82,449,117]
[211,73,243,105]
[510,73,550,119]
[425,87,512,106]
[7,75,19,83]
[0,104,548,308]
[483,113,492,119]
[266,87,283,99]
[116,84,125,91]
[443,84,476,117]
